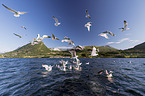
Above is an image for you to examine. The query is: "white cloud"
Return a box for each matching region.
[57,46,73,49]
[107,38,139,45]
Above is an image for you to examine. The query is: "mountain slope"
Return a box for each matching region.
[2,41,51,58]
[127,42,145,52]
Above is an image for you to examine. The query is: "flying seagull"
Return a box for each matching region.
[119,20,130,32]
[21,26,27,30]
[98,31,115,39]
[74,45,84,50]
[51,33,59,40]
[53,16,61,26]
[90,47,99,56]
[34,34,51,42]
[98,69,113,78]
[85,9,91,19]
[61,36,75,46]
[85,22,92,31]
[30,41,39,45]
[2,4,27,17]
[13,33,22,38]
[69,50,78,59]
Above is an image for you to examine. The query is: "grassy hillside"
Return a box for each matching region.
[0,42,122,58]
[1,42,51,58]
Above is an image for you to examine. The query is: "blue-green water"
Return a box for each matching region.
[0,58,145,96]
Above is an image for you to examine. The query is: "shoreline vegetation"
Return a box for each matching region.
[1,41,145,58]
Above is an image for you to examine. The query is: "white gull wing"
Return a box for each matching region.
[98,33,109,39]
[91,47,98,56]
[42,35,51,39]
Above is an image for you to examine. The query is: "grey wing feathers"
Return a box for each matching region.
[2,4,17,13]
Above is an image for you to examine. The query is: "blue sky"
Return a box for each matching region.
[0,0,145,52]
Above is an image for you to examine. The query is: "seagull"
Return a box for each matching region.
[51,33,59,40]
[74,45,84,50]
[86,62,89,65]
[13,33,22,38]
[69,50,78,59]
[59,60,68,66]
[90,47,99,56]
[98,31,115,39]
[119,20,130,32]
[53,16,61,26]
[98,69,113,78]
[35,34,51,42]
[76,58,82,66]
[30,41,39,45]
[85,22,92,31]
[2,4,27,17]
[61,36,75,46]
[85,9,91,19]
[21,26,27,30]
[42,65,53,71]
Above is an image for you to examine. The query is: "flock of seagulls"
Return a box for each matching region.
[1,4,131,79]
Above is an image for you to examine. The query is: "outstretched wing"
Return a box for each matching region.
[51,33,55,39]
[107,31,115,36]
[53,16,58,23]
[13,33,22,38]
[2,4,17,13]
[55,37,59,40]
[86,9,89,15]
[124,20,128,28]
[99,33,109,39]
[43,35,51,38]
[19,12,27,14]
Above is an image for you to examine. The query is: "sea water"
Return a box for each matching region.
[0,58,144,96]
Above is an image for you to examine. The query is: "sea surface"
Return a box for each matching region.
[0,58,145,96]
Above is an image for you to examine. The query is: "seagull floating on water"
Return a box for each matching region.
[13,33,22,38]
[86,62,89,65]
[2,4,27,17]
[119,20,130,32]
[85,22,92,31]
[85,9,91,19]
[53,16,61,26]
[42,65,53,71]
[61,36,75,46]
[98,31,115,39]
[98,69,113,78]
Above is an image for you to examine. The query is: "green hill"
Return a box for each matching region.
[1,42,51,58]
[0,42,120,58]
